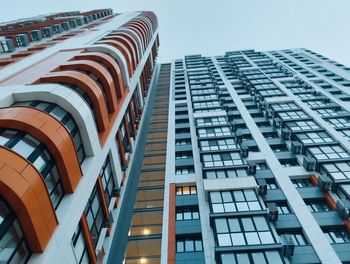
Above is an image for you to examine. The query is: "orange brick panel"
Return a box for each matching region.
[0,107,82,193]
[0,147,58,253]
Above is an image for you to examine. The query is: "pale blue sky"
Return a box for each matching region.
[1,0,349,65]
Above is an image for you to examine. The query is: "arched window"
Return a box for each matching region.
[0,196,31,263]
[0,129,64,209]
[13,101,86,164]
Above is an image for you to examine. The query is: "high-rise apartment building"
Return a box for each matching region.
[108,48,350,264]
[0,9,159,264]
[1,9,350,264]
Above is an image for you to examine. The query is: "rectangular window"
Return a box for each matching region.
[100,155,116,206]
[71,224,90,264]
[176,236,203,252]
[176,207,200,221]
[84,184,105,247]
[210,190,263,213]
[176,186,197,195]
[215,216,275,246]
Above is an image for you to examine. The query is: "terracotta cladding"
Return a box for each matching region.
[0,107,82,193]
[59,60,118,113]
[75,51,127,98]
[0,146,58,252]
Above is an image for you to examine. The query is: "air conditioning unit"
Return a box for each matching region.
[125,144,132,153]
[230,121,237,132]
[318,174,332,192]
[273,118,282,128]
[248,163,256,175]
[281,128,291,140]
[267,203,279,222]
[336,199,350,219]
[235,131,242,144]
[121,163,128,171]
[254,95,261,102]
[302,156,316,171]
[102,213,114,228]
[241,146,249,158]
[113,188,120,197]
[265,109,272,118]
[257,179,267,196]
[291,141,302,154]
[281,234,295,257]
[258,101,266,110]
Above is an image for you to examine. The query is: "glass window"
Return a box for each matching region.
[324,229,350,244]
[176,186,197,195]
[12,101,86,164]
[210,190,263,213]
[0,197,31,263]
[84,184,106,247]
[176,207,200,221]
[71,223,90,264]
[100,155,117,206]
[176,236,203,252]
[214,216,275,246]
[0,129,64,209]
[201,152,244,168]
[221,251,284,264]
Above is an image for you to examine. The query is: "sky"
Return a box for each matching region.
[1,0,349,65]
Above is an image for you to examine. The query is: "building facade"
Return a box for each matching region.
[110,48,350,264]
[0,9,159,264]
[2,9,350,264]
[162,49,350,264]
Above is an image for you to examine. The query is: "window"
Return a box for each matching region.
[199,138,238,151]
[314,108,341,118]
[176,207,200,221]
[339,129,350,141]
[71,224,90,264]
[221,251,284,264]
[197,126,232,138]
[0,197,31,264]
[276,202,292,214]
[320,162,350,181]
[176,186,197,195]
[286,120,320,132]
[324,229,350,244]
[215,216,275,246]
[84,184,106,247]
[175,151,193,160]
[306,200,331,212]
[201,152,244,168]
[60,84,98,128]
[196,116,228,127]
[326,117,350,129]
[175,139,192,146]
[277,110,309,121]
[176,236,203,252]
[279,232,308,245]
[210,190,263,213]
[254,163,268,171]
[292,179,313,188]
[307,145,350,161]
[0,129,64,209]
[296,131,335,145]
[13,101,86,164]
[204,168,248,179]
[100,155,117,206]
[175,166,195,175]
